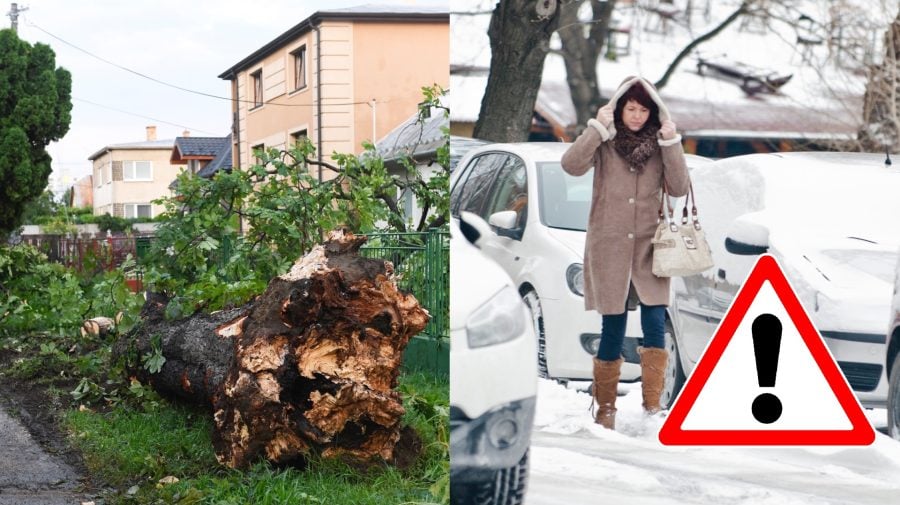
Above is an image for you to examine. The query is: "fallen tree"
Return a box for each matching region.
[117,230,430,468]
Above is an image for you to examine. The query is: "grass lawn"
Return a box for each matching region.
[63,371,448,505]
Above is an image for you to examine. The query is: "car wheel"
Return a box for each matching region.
[888,356,900,439]
[661,319,686,409]
[522,290,549,379]
[453,450,529,505]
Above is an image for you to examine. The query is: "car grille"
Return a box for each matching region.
[836,361,882,392]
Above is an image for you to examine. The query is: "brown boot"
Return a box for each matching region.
[591,357,623,429]
[639,347,668,414]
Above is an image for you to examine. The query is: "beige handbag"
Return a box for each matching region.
[651,182,714,277]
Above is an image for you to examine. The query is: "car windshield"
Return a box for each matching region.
[536,162,592,231]
[819,248,898,284]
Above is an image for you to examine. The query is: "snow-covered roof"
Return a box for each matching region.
[450,0,886,139]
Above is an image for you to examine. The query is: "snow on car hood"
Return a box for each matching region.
[772,233,898,333]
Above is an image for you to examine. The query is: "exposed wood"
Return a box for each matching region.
[81,315,119,339]
[118,230,429,469]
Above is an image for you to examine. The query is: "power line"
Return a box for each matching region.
[73,97,221,135]
[25,19,388,108]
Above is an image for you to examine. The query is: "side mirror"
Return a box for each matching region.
[724,213,769,256]
[488,210,523,240]
[459,211,493,248]
[725,238,769,255]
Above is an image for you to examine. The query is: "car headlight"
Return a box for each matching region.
[566,263,584,296]
[466,286,526,348]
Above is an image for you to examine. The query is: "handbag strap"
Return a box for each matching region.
[659,183,677,231]
[660,180,703,231]
[685,182,703,230]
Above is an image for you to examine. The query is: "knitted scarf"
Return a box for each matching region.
[612,120,660,169]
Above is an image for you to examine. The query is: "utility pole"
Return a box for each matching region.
[369,99,377,148]
[7,3,27,32]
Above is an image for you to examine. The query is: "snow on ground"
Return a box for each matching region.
[526,379,900,505]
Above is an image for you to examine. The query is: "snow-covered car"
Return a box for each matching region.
[450,213,536,505]
[450,142,710,388]
[885,253,900,436]
[666,152,900,409]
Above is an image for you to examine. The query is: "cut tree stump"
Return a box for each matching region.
[119,230,430,468]
[81,313,122,339]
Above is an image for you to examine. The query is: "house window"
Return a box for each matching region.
[291,129,308,147]
[188,159,201,175]
[123,161,152,181]
[106,162,112,184]
[251,69,263,108]
[292,46,307,91]
[96,167,103,187]
[124,204,152,219]
[252,144,265,167]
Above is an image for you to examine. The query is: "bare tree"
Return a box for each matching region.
[556,0,616,128]
[858,7,900,152]
[472,0,561,142]
[471,0,749,141]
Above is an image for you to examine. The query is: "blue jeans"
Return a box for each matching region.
[596,304,666,361]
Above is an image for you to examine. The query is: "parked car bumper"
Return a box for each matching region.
[822,332,888,408]
[540,296,641,381]
[450,396,536,483]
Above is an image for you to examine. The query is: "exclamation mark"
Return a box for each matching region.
[752,313,782,424]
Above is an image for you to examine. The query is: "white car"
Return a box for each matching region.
[450,213,536,505]
[450,142,710,395]
[884,252,900,436]
[669,152,900,409]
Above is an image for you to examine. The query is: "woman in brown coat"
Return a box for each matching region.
[561,76,689,430]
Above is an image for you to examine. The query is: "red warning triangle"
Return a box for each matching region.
[659,254,875,445]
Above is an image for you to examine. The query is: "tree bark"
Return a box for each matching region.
[119,230,429,469]
[472,0,561,142]
[558,0,615,130]
[858,7,900,152]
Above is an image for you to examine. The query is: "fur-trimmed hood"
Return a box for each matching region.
[607,76,671,140]
[587,76,680,146]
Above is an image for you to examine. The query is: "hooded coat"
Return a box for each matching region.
[561,77,689,315]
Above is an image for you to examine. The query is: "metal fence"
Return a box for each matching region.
[19,231,450,339]
[360,230,449,340]
[20,235,142,272]
[20,235,147,291]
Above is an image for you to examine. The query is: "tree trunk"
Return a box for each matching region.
[472,0,561,142]
[119,230,429,469]
[858,8,900,152]
[558,0,615,131]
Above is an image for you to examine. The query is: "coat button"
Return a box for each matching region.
[627,233,634,239]
[628,197,635,204]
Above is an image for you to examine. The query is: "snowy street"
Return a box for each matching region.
[526,380,900,505]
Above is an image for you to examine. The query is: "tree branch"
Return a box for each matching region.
[654,1,750,91]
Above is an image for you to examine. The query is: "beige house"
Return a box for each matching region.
[69,174,94,209]
[218,5,449,181]
[88,126,178,218]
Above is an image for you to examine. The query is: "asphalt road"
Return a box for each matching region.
[0,404,89,505]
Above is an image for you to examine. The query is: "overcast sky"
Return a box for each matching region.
[11,0,447,194]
